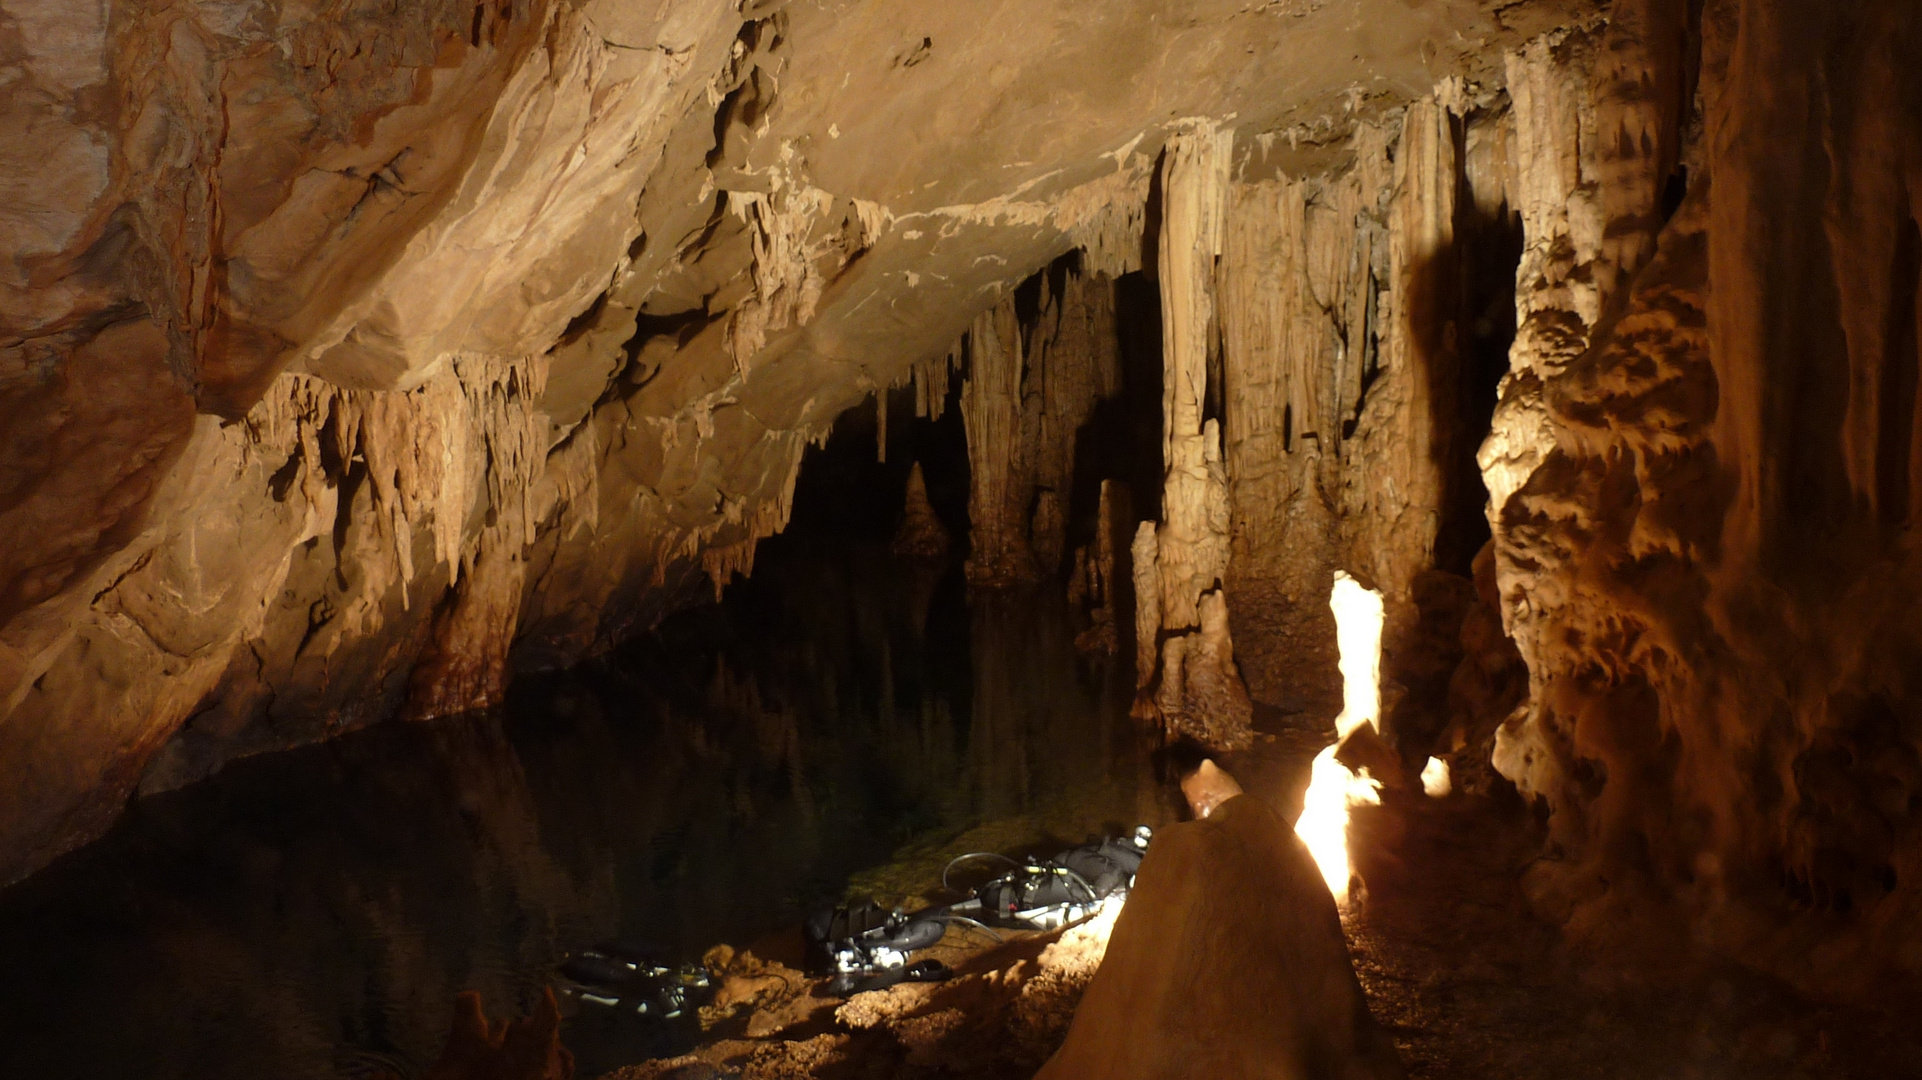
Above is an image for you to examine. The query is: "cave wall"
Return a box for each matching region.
[1481,0,1922,992]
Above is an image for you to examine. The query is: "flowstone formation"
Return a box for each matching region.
[1475,1,1922,995]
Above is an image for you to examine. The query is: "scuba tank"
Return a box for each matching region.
[805,901,945,965]
[1055,828,1151,898]
[804,826,1153,994]
[953,825,1153,931]
[553,942,713,1018]
[805,900,954,994]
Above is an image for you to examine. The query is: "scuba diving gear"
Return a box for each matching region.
[553,943,713,1018]
[1056,833,1150,898]
[904,958,951,981]
[944,825,1154,931]
[809,825,1157,993]
[807,899,956,996]
[805,900,949,973]
[971,861,1100,930]
[825,953,955,996]
[941,851,1025,895]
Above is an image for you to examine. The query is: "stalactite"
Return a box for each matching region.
[1025,265,1121,575]
[1335,94,1464,637]
[961,294,1036,586]
[1215,133,1392,706]
[1134,122,1253,750]
[693,429,813,601]
[397,355,553,718]
[913,345,958,421]
[1066,170,1152,278]
[725,186,863,373]
[1153,123,1234,631]
[961,261,1122,588]
[1131,522,1161,695]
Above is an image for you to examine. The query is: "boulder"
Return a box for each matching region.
[1035,793,1402,1080]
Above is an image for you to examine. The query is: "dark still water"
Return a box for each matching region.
[0,540,1162,1079]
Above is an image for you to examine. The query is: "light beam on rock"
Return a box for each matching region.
[1295,572,1386,903]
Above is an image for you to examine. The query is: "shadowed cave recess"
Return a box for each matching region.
[3,0,1922,1077]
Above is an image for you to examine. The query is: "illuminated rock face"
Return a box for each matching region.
[2,0,1919,1000]
[1480,1,1922,991]
[1036,793,1403,1080]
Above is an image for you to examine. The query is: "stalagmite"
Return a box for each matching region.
[1036,760,1404,1080]
[1132,123,1253,750]
[1131,522,1162,696]
[891,463,950,560]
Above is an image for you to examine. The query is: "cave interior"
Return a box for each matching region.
[2,0,1922,1077]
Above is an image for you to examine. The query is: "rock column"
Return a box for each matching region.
[961,295,1035,585]
[1134,124,1253,750]
[961,262,1121,588]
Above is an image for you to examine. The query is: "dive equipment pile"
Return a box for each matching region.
[554,826,1152,1010]
[553,943,714,1018]
[806,825,1152,994]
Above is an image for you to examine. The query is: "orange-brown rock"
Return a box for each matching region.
[1476,0,1922,996]
[1036,794,1403,1080]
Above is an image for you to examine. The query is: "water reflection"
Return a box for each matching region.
[0,538,1155,1079]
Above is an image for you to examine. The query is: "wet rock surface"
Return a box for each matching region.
[605,918,1115,1080]
[585,715,1922,1080]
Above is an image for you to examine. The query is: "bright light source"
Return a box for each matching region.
[1297,746,1381,901]
[1295,571,1387,904]
[1421,756,1452,798]
[1330,571,1385,740]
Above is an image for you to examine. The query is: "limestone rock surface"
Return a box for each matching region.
[1035,794,1403,1080]
[1478,0,1922,997]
